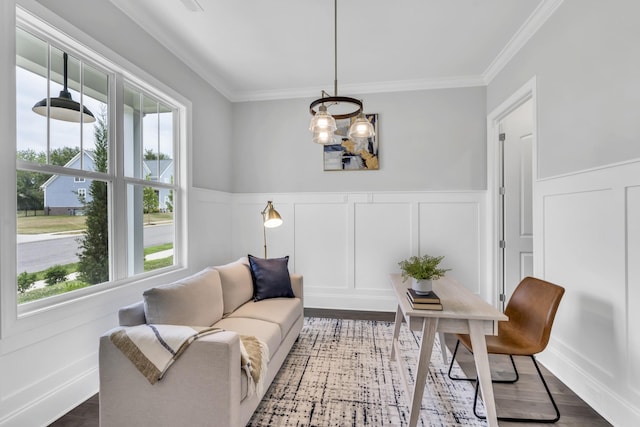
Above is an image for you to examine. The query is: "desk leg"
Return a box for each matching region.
[438,332,448,365]
[468,320,499,427]
[390,304,403,361]
[408,318,438,427]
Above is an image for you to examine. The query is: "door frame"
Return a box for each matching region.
[485,76,538,309]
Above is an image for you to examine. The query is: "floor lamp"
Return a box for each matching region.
[261,201,283,258]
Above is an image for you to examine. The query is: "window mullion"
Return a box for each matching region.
[46,43,51,163]
[111,73,127,282]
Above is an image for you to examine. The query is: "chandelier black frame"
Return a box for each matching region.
[308,0,363,121]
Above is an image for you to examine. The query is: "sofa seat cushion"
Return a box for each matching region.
[214,317,281,359]
[228,298,302,340]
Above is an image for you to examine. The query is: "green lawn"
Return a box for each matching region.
[17,215,86,234]
[17,212,173,234]
[17,243,174,304]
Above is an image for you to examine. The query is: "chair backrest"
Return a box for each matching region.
[504,276,565,354]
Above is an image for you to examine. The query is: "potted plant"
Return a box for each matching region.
[398,254,450,294]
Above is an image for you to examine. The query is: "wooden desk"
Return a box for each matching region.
[390,274,508,427]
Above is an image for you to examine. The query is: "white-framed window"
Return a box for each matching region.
[14,10,183,313]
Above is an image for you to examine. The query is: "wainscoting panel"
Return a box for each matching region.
[294,203,349,289]
[543,188,622,379]
[627,185,640,397]
[354,203,412,291]
[189,188,233,269]
[535,160,640,426]
[419,202,481,295]
[231,191,487,312]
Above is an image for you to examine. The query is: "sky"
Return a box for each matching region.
[16,66,174,168]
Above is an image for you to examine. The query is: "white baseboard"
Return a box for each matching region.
[540,344,640,426]
[0,368,97,427]
[304,289,397,312]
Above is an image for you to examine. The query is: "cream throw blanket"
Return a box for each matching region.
[110,324,269,396]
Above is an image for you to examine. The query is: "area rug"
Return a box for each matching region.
[247,317,486,426]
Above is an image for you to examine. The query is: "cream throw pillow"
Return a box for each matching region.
[143,267,224,326]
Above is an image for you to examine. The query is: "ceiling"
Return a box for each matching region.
[109,0,560,102]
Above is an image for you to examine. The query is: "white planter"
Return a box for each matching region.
[412,278,433,294]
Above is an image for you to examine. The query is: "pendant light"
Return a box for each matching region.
[32,52,96,123]
[308,0,373,144]
[348,111,376,139]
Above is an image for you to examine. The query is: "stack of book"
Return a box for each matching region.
[406,288,443,310]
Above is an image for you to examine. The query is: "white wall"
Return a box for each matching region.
[535,161,640,425]
[230,191,489,311]
[488,0,640,424]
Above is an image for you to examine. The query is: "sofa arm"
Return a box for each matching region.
[290,274,303,302]
[100,328,242,427]
[118,301,146,326]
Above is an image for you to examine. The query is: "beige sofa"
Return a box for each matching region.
[99,257,304,427]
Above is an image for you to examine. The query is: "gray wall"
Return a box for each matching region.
[232,87,487,193]
[487,0,640,178]
[36,0,233,192]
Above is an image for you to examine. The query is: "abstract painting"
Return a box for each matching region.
[323,113,378,171]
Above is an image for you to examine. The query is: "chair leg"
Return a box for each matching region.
[447,340,475,381]
[472,355,561,423]
[447,340,518,383]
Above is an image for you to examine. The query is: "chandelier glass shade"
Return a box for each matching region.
[309,104,337,144]
[308,0,374,144]
[348,111,376,139]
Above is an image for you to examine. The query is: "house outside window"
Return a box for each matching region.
[15,13,182,311]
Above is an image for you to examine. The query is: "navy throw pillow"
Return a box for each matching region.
[248,254,294,301]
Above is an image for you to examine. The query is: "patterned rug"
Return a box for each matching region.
[247,317,486,426]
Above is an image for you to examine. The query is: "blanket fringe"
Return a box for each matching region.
[239,335,270,398]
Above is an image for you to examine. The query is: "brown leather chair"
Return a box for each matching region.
[448,276,565,423]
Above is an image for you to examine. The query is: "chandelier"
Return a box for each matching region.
[308,0,375,145]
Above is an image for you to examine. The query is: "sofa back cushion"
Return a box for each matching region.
[214,257,253,315]
[143,267,223,326]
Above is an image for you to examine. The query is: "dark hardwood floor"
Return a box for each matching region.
[49,309,610,426]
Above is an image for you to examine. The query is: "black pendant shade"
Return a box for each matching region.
[32,52,96,123]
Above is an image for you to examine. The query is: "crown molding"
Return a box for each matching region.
[231,75,486,103]
[482,0,564,84]
[109,0,235,100]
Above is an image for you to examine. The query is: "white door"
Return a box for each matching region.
[499,99,534,308]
